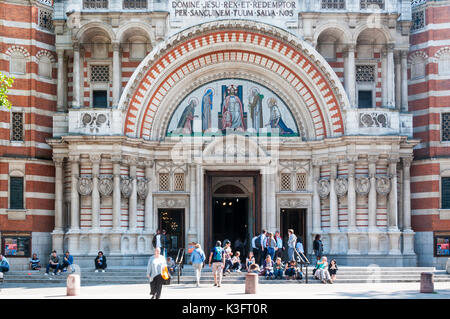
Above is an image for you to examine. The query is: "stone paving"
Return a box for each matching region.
[0,281,449,299]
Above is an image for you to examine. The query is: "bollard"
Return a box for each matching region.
[245,273,258,294]
[66,274,81,296]
[0,272,3,283]
[420,272,434,293]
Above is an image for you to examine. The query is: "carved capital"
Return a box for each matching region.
[90,154,101,164]
[53,156,65,167]
[69,155,80,163]
[368,155,378,164]
[402,156,413,168]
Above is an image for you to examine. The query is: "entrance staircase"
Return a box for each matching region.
[1,265,450,285]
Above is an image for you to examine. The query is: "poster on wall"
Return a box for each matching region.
[167,79,299,137]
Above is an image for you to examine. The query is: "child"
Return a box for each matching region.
[249,263,260,274]
[273,257,284,279]
[328,259,338,282]
[167,257,176,276]
[29,253,41,271]
[284,260,297,280]
[231,251,242,272]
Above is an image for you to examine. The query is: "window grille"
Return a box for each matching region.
[442,177,450,209]
[356,65,376,82]
[83,0,108,9]
[360,0,384,9]
[411,10,425,31]
[442,113,450,142]
[321,0,345,9]
[11,112,24,141]
[296,173,307,191]
[39,9,53,31]
[123,0,147,9]
[159,173,169,191]
[10,177,24,209]
[38,0,53,6]
[174,173,185,191]
[280,173,291,191]
[90,65,110,82]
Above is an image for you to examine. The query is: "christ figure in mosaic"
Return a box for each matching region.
[221,85,245,131]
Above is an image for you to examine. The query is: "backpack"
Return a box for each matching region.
[212,246,223,262]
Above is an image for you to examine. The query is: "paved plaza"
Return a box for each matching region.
[1,282,449,299]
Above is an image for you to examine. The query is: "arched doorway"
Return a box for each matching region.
[204,171,261,254]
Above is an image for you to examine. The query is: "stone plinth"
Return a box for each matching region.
[245,273,258,294]
[420,272,434,293]
[67,274,81,296]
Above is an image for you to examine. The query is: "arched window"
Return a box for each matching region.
[38,55,52,78]
[438,52,450,76]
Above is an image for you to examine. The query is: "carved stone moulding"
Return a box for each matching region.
[376,176,391,195]
[157,199,186,208]
[318,179,330,198]
[355,177,370,195]
[137,178,149,200]
[279,199,309,208]
[77,176,93,196]
[120,176,133,198]
[335,177,348,197]
[98,176,113,197]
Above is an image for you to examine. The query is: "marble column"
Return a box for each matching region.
[402,157,415,254]
[401,50,409,112]
[144,160,154,233]
[56,49,64,112]
[368,156,379,254]
[345,45,356,107]
[110,156,122,255]
[68,155,80,253]
[394,51,402,110]
[72,42,81,108]
[387,44,396,108]
[112,42,121,108]
[312,162,322,234]
[52,156,64,252]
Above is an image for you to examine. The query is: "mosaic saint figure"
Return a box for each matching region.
[221,85,245,131]
[248,88,264,131]
[202,89,214,132]
[266,97,294,135]
[176,98,197,134]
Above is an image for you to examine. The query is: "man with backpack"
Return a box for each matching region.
[208,240,225,287]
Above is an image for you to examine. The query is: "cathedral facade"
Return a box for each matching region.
[0,0,449,269]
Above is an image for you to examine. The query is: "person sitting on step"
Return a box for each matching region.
[260,255,274,280]
[231,251,242,272]
[94,251,107,273]
[284,260,297,280]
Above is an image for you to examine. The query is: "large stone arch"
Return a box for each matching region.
[119,20,349,141]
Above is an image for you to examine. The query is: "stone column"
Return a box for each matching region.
[128,158,138,231]
[68,155,80,253]
[72,42,81,108]
[90,154,101,230]
[401,50,409,112]
[402,157,415,255]
[56,49,65,112]
[387,44,396,108]
[144,160,154,233]
[345,45,356,107]
[329,162,339,254]
[347,158,359,254]
[188,164,197,243]
[394,51,402,110]
[368,156,379,254]
[388,157,401,255]
[312,162,322,234]
[112,42,121,108]
[110,155,122,255]
[52,156,64,252]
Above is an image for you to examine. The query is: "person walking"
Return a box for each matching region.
[222,240,233,275]
[313,234,324,262]
[208,240,225,287]
[190,243,206,287]
[147,247,167,299]
[287,229,297,261]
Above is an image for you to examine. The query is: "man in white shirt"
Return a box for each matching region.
[260,230,267,265]
[287,229,297,261]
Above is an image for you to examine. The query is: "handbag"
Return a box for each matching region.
[161,265,169,280]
